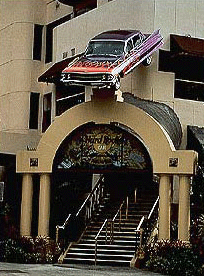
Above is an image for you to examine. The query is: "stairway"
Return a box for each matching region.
[62,195,157,266]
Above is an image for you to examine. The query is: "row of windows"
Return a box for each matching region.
[159,46,204,102]
[29,87,85,132]
[33,2,98,63]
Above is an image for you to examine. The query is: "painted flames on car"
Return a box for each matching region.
[61,29,163,89]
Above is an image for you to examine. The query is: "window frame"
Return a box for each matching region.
[29,92,40,130]
[33,24,44,61]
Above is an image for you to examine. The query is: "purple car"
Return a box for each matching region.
[61,29,163,89]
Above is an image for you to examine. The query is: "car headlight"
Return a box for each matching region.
[102,75,107,80]
[107,74,113,81]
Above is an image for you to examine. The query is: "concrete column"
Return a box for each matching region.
[38,173,51,237]
[20,174,33,236]
[158,174,171,240]
[178,175,190,241]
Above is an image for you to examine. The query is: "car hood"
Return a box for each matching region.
[63,55,121,73]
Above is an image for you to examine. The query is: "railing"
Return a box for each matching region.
[110,195,130,244]
[110,188,137,244]
[56,175,105,244]
[95,219,111,265]
[56,214,71,244]
[94,200,126,265]
[76,175,105,220]
[94,188,137,263]
[135,196,159,250]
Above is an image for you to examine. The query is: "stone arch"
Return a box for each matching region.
[17,100,197,175]
[17,100,178,174]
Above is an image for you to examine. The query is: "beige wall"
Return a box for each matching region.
[0,0,71,152]
[1,0,204,154]
[54,0,204,149]
[0,0,43,151]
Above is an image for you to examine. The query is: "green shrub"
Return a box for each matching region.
[2,236,61,264]
[144,240,203,275]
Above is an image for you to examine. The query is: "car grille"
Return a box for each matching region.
[69,73,104,82]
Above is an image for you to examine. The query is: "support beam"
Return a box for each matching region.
[178,175,190,241]
[38,173,51,236]
[158,174,171,240]
[20,174,33,236]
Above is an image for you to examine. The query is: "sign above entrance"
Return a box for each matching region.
[54,124,151,171]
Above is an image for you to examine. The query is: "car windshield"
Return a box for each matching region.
[85,41,125,56]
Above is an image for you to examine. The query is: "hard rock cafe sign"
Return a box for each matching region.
[56,124,150,171]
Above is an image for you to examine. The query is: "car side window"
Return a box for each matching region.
[126,40,133,53]
[132,35,141,47]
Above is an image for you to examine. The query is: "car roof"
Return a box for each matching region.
[91,30,141,41]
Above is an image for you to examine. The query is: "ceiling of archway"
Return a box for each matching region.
[53,123,152,172]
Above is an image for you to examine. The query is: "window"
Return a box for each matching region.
[29,93,39,129]
[33,24,43,61]
[42,93,52,133]
[126,40,133,53]
[56,84,85,116]
[159,34,204,102]
[45,14,72,63]
[71,48,76,56]
[85,41,124,56]
[132,35,141,47]
[0,182,4,202]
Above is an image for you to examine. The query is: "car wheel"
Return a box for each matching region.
[142,56,152,66]
[115,76,120,90]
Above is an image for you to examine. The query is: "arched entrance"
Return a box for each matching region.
[50,123,155,237]
[17,98,197,241]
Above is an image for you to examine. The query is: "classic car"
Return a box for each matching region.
[61,29,163,89]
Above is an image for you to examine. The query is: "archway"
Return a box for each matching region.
[49,122,155,237]
[17,98,197,241]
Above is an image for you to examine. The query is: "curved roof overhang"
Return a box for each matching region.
[123,93,182,149]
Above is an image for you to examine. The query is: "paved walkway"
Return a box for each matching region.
[0,262,163,276]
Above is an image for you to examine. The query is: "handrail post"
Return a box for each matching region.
[126,196,129,219]
[105,220,108,244]
[139,228,143,247]
[134,188,137,203]
[119,207,122,231]
[111,221,114,244]
[56,225,59,244]
[95,239,97,266]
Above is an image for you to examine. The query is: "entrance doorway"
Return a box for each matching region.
[49,170,158,238]
[50,123,154,238]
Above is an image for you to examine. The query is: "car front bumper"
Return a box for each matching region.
[61,72,117,87]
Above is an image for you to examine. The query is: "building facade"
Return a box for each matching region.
[1,0,204,248]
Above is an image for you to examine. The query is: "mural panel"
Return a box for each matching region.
[54,124,151,171]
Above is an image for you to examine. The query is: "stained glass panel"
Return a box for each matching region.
[54,124,151,171]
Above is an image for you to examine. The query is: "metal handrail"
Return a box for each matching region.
[76,175,104,217]
[95,218,109,265]
[55,175,105,244]
[110,190,136,244]
[135,196,159,248]
[136,216,145,232]
[148,196,159,220]
[110,198,126,243]
[56,213,71,243]
[95,194,131,265]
